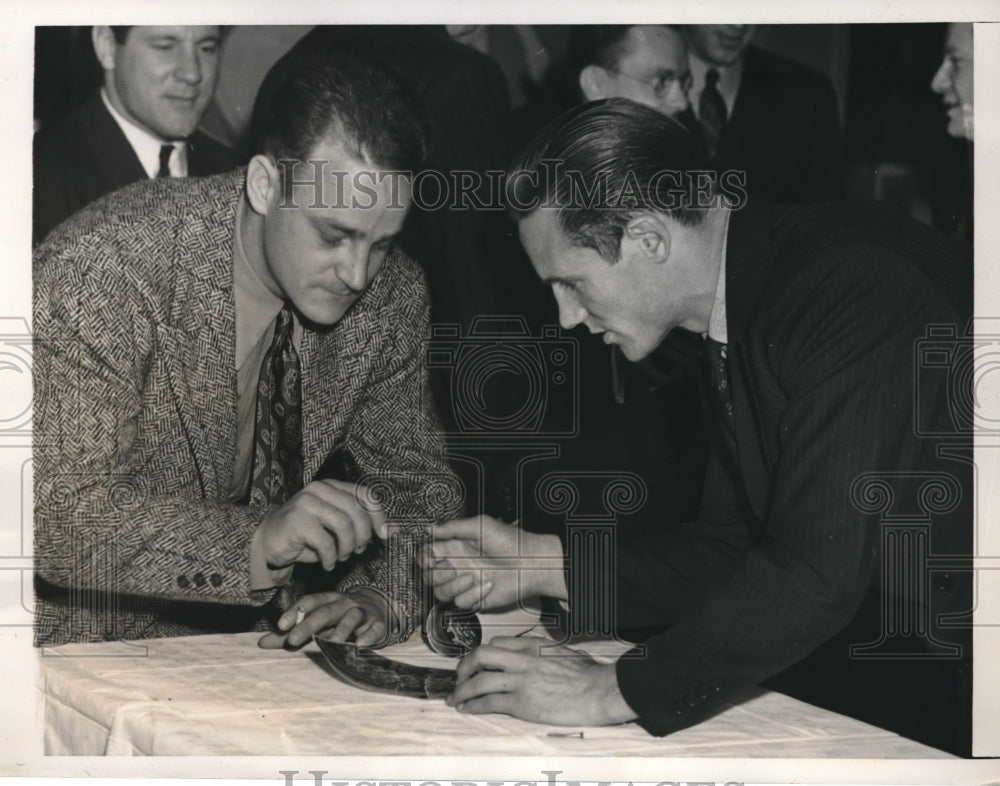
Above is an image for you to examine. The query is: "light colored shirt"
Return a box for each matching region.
[706,211,731,344]
[101,88,189,178]
[688,53,744,123]
[230,197,302,590]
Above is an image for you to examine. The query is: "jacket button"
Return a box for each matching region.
[210,573,223,587]
[193,573,206,587]
[934,573,955,592]
[177,575,190,589]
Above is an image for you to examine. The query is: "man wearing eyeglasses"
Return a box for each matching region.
[569,25,694,120]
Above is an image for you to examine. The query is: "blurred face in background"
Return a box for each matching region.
[580,26,692,117]
[94,25,221,140]
[930,22,974,140]
[684,25,755,67]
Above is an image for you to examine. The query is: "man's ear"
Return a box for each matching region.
[245,154,280,216]
[92,26,117,72]
[624,213,672,262]
[579,66,609,102]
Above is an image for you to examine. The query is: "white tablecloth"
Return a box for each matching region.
[38,625,954,758]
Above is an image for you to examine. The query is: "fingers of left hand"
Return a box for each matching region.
[486,634,546,653]
[453,693,517,716]
[447,668,515,706]
[287,597,365,646]
[353,618,387,648]
[430,538,471,561]
[276,591,346,631]
[432,571,475,602]
[257,631,287,649]
[455,644,526,682]
[427,562,459,588]
[454,580,493,610]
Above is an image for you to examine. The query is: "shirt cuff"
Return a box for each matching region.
[249,524,294,591]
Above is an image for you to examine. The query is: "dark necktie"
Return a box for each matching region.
[249,305,303,509]
[157,144,174,178]
[699,69,728,158]
[704,337,736,438]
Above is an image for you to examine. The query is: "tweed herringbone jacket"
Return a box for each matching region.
[33,170,461,647]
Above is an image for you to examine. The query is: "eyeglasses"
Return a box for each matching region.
[609,68,694,97]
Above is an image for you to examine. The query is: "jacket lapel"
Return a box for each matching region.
[300,299,380,481]
[300,328,343,482]
[727,344,770,525]
[159,173,244,497]
[80,93,147,193]
[724,198,779,524]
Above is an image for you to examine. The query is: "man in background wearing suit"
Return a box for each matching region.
[683,24,845,201]
[34,59,460,650]
[33,25,237,244]
[425,100,973,755]
[569,25,693,118]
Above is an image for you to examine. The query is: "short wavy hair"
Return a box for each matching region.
[253,55,428,176]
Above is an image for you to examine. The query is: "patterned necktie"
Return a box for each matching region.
[157,144,174,178]
[704,337,736,437]
[699,69,728,158]
[249,304,303,509]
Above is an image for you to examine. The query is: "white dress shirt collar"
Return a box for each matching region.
[100,88,188,178]
[706,210,731,344]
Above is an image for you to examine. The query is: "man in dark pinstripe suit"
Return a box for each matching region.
[426,99,973,754]
[34,59,461,649]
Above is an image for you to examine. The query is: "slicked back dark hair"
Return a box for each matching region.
[507,98,713,262]
[253,56,428,177]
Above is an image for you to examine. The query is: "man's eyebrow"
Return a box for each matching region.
[316,217,361,239]
[316,217,399,245]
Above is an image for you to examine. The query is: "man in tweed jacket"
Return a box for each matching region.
[33,59,460,648]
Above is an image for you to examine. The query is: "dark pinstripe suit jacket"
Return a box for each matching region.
[562,200,973,736]
[33,170,461,647]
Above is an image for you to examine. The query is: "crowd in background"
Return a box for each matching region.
[31,20,976,628]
